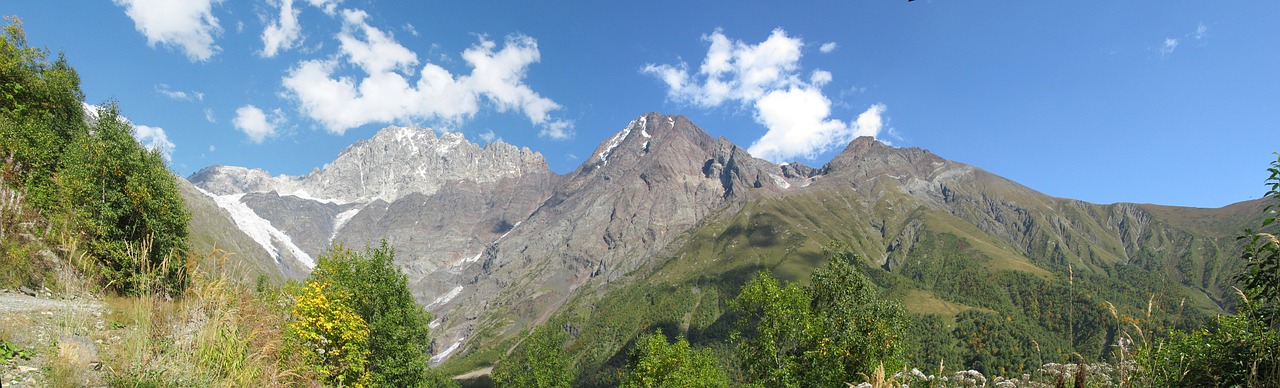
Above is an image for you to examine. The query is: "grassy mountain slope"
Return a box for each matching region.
[444,139,1253,384]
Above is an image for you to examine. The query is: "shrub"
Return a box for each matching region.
[288,280,371,387]
[306,242,450,387]
[731,245,908,387]
[621,329,728,388]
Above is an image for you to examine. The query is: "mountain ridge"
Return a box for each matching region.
[183,112,1255,371]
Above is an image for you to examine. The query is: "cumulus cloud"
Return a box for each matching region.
[643,28,888,163]
[156,84,203,102]
[1194,23,1208,40]
[233,104,284,143]
[114,0,222,62]
[282,10,570,139]
[204,107,216,123]
[133,125,176,161]
[479,129,498,143]
[261,0,302,57]
[819,42,838,53]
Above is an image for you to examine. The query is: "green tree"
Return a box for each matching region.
[621,329,728,388]
[731,246,908,387]
[308,242,443,387]
[492,326,574,388]
[59,103,190,294]
[1,16,85,207]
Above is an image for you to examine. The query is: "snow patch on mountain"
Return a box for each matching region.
[431,337,464,365]
[330,208,361,243]
[195,187,315,268]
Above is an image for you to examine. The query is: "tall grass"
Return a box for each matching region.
[101,249,315,386]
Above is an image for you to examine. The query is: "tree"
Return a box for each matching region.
[621,329,728,388]
[1,16,85,207]
[59,103,190,294]
[308,242,441,387]
[491,326,574,388]
[731,245,908,387]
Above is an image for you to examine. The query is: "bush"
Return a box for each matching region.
[621,329,728,388]
[731,245,908,387]
[307,242,446,387]
[288,280,372,387]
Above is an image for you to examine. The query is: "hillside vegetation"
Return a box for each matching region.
[0,17,453,386]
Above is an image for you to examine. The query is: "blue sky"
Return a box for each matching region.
[4,1,1277,208]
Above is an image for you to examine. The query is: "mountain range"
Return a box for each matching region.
[180,112,1259,376]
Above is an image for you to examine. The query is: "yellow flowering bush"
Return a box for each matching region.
[288,281,371,387]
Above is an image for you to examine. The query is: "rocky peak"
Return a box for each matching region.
[822,136,950,180]
[190,126,553,204]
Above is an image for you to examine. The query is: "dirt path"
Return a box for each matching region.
[0,289,108,387]
[0,292,104,315]
[455,366,493,380]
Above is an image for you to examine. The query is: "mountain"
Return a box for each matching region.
[187,113,1256,376]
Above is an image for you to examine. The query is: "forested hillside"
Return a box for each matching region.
[0,18,453,386]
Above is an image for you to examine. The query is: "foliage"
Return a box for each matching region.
[1,16,84,208]
[288,280,372,387]
[59,103,190,295]
[308,242,443,386]
[1,17,189,295]
[731,245,908,387]
[0,339,33,362]
[620,329,728,388]
[1237,152,1280,328]
[492,326,574,388]
[1137,312,1279,387]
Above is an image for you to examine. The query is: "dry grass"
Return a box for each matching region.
[99,250,315,386]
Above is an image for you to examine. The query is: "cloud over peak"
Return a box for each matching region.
[282,12,571,139]
[643,28,889,163]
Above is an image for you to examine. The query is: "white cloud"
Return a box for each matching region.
[233,104,284,143]
[643,28,803,107]
[209,145,216,152]
[644,28,888,163]
[261,0,302,57]
[403,23,419,37]
[479,129,497,143]
[1194,23,1208,40]
[282,11,570,139]
[1161,38,1179,56]
[304,0,341,16]
[204,107,216,123]
[819,42,838,53]
[114,0,222,62]
[133,125,176,162]
[156,84,203,102]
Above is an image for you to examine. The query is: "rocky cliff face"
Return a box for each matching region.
[188,126,556,279]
